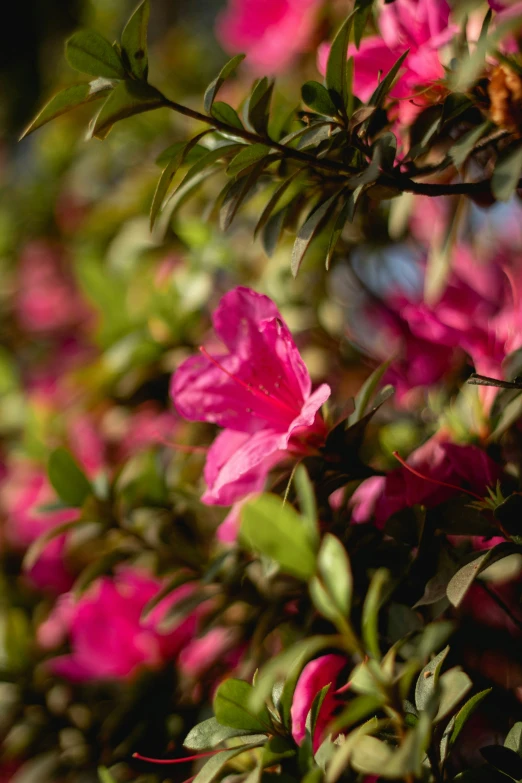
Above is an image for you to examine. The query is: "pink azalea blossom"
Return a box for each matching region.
[0,463,77,593]
[217,0,321,74]
[318,0,455,123]
[290,654,348,752]
[171,287,330,507]
[350,438,503,529]
[15,241,88,334]
[178,626,242,680]
[38,570,205,681]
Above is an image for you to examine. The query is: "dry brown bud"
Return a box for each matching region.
[488,64,522,134]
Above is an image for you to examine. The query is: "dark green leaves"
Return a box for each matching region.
[48,448,92,507]
[66,30,126,79]
[325,13,354,116]
[204,54,246,113]
[240,494,317,580]
[184,717,254,750]
[227,144,271,178]
[247,78,274,136]
[446,543,520,607]
[121,0,150,80]
[211,101,244,130]
[20,80,113,139]
[90,81,164,139]
[213,679,271,732]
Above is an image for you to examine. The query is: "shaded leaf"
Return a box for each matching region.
[220,161,267,231]
[440,688,491,761]
[66,30,125,79]
[415,646,449,711]
[446,543,520,607]
[247,77,274,136]
[435,668,472,722]
[362,568,388,659]
[291,193,340,277]
[302,81,337,116]
[121,0,149,80]
[317,534,353,618]
[192,744,265,783]
[325,13,355,115]
[254,168,306,239]
[481,745,522,779]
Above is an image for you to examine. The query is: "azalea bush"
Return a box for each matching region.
[3,0,522,781]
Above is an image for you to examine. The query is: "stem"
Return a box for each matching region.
[158,95,520,198]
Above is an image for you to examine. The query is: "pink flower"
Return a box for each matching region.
[1,463,77,593]
[171,287,330,507]
[178,627,242,680]
[350,438,503,529]
[38,570,204,681]
[217,0,321,74]
[15,241,88,334]
[318,0,455,122]
[290,654,348,752]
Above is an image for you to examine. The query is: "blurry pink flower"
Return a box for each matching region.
[318,0,455,122]
[217,0,321,74]
[38,570,204,681]
[290,654,348,752]
[178,627,241,679]
[67,414,106,479]
[15,241,88,334]
[171,287,330,506]
[118,405,179,460]
[1,464,77,593]
[350,438,503,528]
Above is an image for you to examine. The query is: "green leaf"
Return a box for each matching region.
[150,132,210,228]
[325,13,354,115]
[368,50,409,107]
[354,0,373,48]
[505,722,522,755]
[90,80,164,138]
[317,534,353,618]
[48,447,92,507]
[254,168,306,239]
[227,144,271,178]
[204,54,246,113]
[184,717,255,750]
[361,568,388,659]
[435,668,472,722]
[155,141,207,166]
[294,464,319,544]
[23,518,86,572]
[213,679,271,731]
[173,143,243,195]
[415,646,449,712]
[211,101,244,130]
[247,77,274,136]
[446,543,520,607]
[328,694,384,734]
[241,494,317,580]
[302,81,337,116]
[121,0,150,80]
[439,93,473,130]
[20,80,113,139]
[192,746,265,783]
[291,193,340,277]
[440,688,491,761]
[481,746,522,780]
[262,203,291,257]
[350,360,391,425]
[492,142,522,202]
[66,30,125,79]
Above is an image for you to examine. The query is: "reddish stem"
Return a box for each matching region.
[132,749,224,765]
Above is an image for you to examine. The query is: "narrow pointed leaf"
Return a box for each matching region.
[20,80,113,139]
[211,101,244,130]
[492,142,522,202]
[204,54,246,113]
[302,81,337,116]
[254,168,306,239]
[247,78,274,135]
[121,0,149,80]
[227,144,271,178]
[48,447,93,507]
[368,50,409,107]
[291,193,339,277]
[220,161,267,231]
[325,13,355,114]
